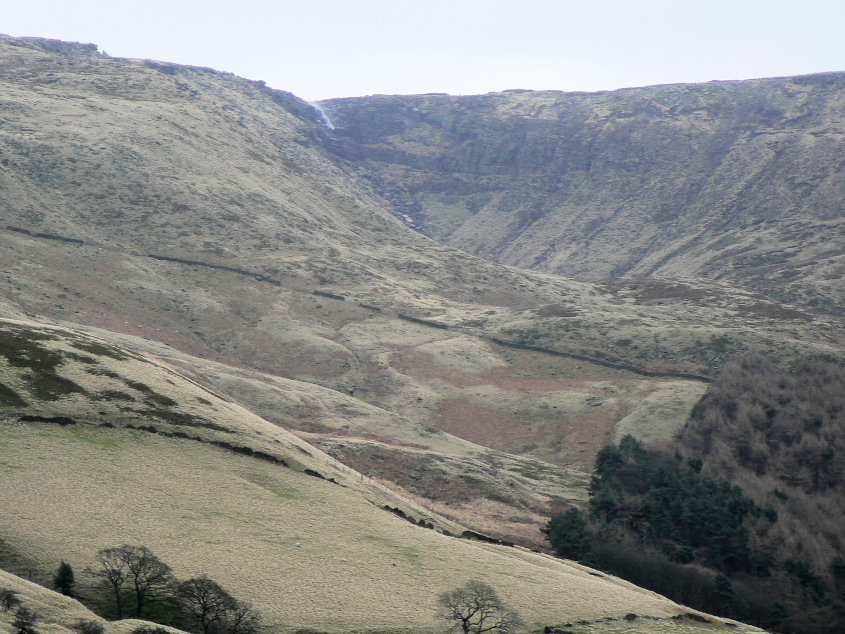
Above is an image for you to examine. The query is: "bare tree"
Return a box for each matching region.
[95,547,130,619]
[176,576,236,634]
[95,545,172,618]
[226,599,261,634]
[123,546,173,617]
[438,580,523,633]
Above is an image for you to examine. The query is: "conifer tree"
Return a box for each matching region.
[53,560,75,595]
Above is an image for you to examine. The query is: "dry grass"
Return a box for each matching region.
[612,381,709,446]
[50,320,593,527]
[0,570,184,633]
[323,84,845,314]
[0,421,759,633]
[0,319,757,632]
[0,37,800,632]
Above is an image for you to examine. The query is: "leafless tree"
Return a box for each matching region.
[95,545,172,618]
[438,580,523,633]
[226,599,262,634]
[176,576,236,634]
[176,576,261,634]
[123,546,173,617]
[95,547,130,619]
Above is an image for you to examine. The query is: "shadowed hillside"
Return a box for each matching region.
[550,356,845,633]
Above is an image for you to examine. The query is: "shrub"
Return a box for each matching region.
[12,606,38,634]
[0,588,21,612]
[73,621,105,634]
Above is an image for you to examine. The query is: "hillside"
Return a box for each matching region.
[0,569,184,634]
[675,354,845,625]
[0,319,761,633]
[320,74,845,314]
[551,355,845,633]
[0,35,842,549]
[0,34,842,632]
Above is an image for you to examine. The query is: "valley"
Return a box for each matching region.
[0,34,841,632]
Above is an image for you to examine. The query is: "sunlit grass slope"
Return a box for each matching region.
[0,421,759,633]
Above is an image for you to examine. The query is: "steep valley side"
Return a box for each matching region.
[320,74,845,314]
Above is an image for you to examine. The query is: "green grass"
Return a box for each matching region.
[362,535,424,567]
[426,198,472,225]
[242,470,302,499]
[71,429,120,449]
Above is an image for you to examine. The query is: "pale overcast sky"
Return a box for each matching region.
[3,0,844,102]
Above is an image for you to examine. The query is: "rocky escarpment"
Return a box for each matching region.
[319,75,845,314]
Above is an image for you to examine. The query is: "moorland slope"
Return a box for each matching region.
[0,33,841,633]
[320,74,845,313]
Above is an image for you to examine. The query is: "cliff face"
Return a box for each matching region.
[320,75,845,313]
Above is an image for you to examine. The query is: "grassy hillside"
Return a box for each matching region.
[37,319,593,544]
[0,569,185,634]
[0,420,703,632]
[0,36,841,632]
[0,320,762,633]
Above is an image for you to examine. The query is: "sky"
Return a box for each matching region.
[3,0,844,102]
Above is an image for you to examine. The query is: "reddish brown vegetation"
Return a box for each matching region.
[672,354,845,632]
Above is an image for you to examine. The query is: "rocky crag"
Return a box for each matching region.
[320,75,845,313]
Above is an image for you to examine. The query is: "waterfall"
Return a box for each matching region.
[310,102,334,129]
